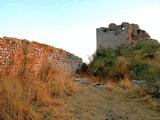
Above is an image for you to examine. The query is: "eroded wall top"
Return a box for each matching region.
[0,37,82,77]
[97,22,150,49]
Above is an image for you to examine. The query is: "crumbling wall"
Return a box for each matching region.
[0,37,82,77]
[97,22,150,49]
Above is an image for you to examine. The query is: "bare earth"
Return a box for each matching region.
[63,79,160,120]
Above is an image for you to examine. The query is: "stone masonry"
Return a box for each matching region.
[96,22,150,49]
[0,37,82,77]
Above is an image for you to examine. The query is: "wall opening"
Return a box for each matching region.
[103,29,107,32]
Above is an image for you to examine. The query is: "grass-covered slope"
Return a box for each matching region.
[87,39,160,86]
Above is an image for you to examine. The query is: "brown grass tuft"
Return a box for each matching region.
[0,63,78,119]
[119,77,132,88]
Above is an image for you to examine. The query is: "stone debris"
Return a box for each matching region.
[105,111,123,120]
[148,81,160,99]
[94,83,106,88]
[132,80,147,86]
[74,78,89,85]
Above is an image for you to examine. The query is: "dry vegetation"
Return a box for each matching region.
[64,79,160,120]
[0,65,78,120]
[86,39,160,84]
[0,38,160,120]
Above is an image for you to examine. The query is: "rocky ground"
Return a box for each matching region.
[61,78,160,120]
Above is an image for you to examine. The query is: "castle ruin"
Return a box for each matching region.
[96,22,150,49]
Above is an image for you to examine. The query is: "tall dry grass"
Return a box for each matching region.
[37,63,79,97]
[0,64,78,120]
[0,76,42,120]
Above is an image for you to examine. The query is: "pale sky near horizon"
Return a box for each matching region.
[0,0,160,62]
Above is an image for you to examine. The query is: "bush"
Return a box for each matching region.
[88,49,116,78]
[88,39,160,85]
[135,39,160,55]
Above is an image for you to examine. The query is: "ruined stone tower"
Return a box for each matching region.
[96,22,150,49]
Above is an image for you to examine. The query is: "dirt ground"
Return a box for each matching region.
[62,79,160,120]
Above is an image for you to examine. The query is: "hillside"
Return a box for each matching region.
[0,37,82,120]
[85,39,160,84]
[0,36,160,120]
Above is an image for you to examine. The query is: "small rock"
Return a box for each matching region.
[132,80,146,86]
[105,111,121,120]
[74,78,89,85]
[148,81,160,99]
[94,83,105,88]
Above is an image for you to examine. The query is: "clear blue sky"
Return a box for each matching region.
[0,0,160,62]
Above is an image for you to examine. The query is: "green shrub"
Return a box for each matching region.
[88,39,160,86]
[88,49,117,78]
[135,39,160,54]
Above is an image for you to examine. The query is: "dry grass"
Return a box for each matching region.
[64,78,160,120]
[0,77,41,120]
[38,63,79,97]
[0,64,78,120]
[104,77,160,112]
[119,81,160,112]
[119,77,132,88]
[0,40,79,120]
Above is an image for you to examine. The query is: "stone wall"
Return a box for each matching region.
[0,37,82,77]
[97,22,150,49]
